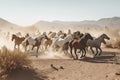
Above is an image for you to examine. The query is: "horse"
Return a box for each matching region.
[48,31,56,38]
[12,34,25,50]
[73,31,84,39]
[24,34,48,54]
[67,29,72,35]
[69,33,93,60]
[43,38,53,50]
[62,32,84,54]
[53,34,74,51]
[57,30,63,37]
[86,33,110,57]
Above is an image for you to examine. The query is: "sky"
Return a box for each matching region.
[0,0,120,26]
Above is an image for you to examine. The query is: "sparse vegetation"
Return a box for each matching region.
[0,46,32,79]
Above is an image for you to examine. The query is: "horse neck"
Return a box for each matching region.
[14,36,19,40]
[97,36,104,43]
[21,37,25,41]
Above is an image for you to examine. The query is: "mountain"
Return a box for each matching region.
[0,17,120,33]
[0,18,21,32]
[32,17,120,30]
[97,17,120,27]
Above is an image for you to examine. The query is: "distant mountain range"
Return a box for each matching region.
[0,17,120,33]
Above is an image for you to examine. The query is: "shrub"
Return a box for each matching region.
[0,46,32,79]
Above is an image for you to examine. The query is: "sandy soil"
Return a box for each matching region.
[25,48,120,80]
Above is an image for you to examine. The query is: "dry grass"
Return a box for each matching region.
[0,46,32,79]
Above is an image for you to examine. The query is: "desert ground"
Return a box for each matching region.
[7,48,120,80]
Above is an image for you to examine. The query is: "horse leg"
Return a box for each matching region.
[80,49,83,58]
[25,45,27,51]
[90,46,94,54]
[14,44,16,50]
[70,46,74,59]
[83,48,86,57]
[74,48,78,60]
[18,45,20,51]
[32,45,35,50]
[45,44,48,51]
[36,46,40,57]
[98,47,102,56]
[95,48,98,57]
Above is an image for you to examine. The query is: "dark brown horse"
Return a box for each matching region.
[12,34,25,50]
[69,33,93,59]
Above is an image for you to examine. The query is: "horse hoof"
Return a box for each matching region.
[73,58,78,60]
[80,56,83,58]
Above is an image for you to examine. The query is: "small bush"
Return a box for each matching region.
[0,46,32,79]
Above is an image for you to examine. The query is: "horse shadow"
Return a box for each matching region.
[80,51,120,64]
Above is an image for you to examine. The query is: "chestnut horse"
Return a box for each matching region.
[69,33,93,59]
[12,34,25,50]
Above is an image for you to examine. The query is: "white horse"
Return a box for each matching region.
[86,34,110,56]
[53,34,74,51]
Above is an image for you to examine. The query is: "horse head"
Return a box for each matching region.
[80,33,84,38]
[101,34,110,40]
[25,33,29,38]
[73,31,81,39]
[84,33,93,40]
[11,34,16,41]
[42,34,49,40]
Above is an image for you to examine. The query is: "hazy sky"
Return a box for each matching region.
[0,0,120,26]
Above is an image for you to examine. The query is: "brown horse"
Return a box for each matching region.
[44,38,53,50]
[12,34,25,50]
[69,33,93,59]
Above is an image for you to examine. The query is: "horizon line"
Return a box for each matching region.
[0,16,119,27]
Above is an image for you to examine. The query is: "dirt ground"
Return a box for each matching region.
[26,48,120,80]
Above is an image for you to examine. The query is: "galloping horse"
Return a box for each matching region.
[86,33,110,56]
[12,34,25,50]
[53,34,74,51]
[48,31,56,38]
[43,38,53,50]
[25,34,48,54]
[69,33,93,59]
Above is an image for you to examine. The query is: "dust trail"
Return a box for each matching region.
[0,34,14,50]
[39,48,71,59]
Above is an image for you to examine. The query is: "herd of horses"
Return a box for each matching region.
[11,30,110,59]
